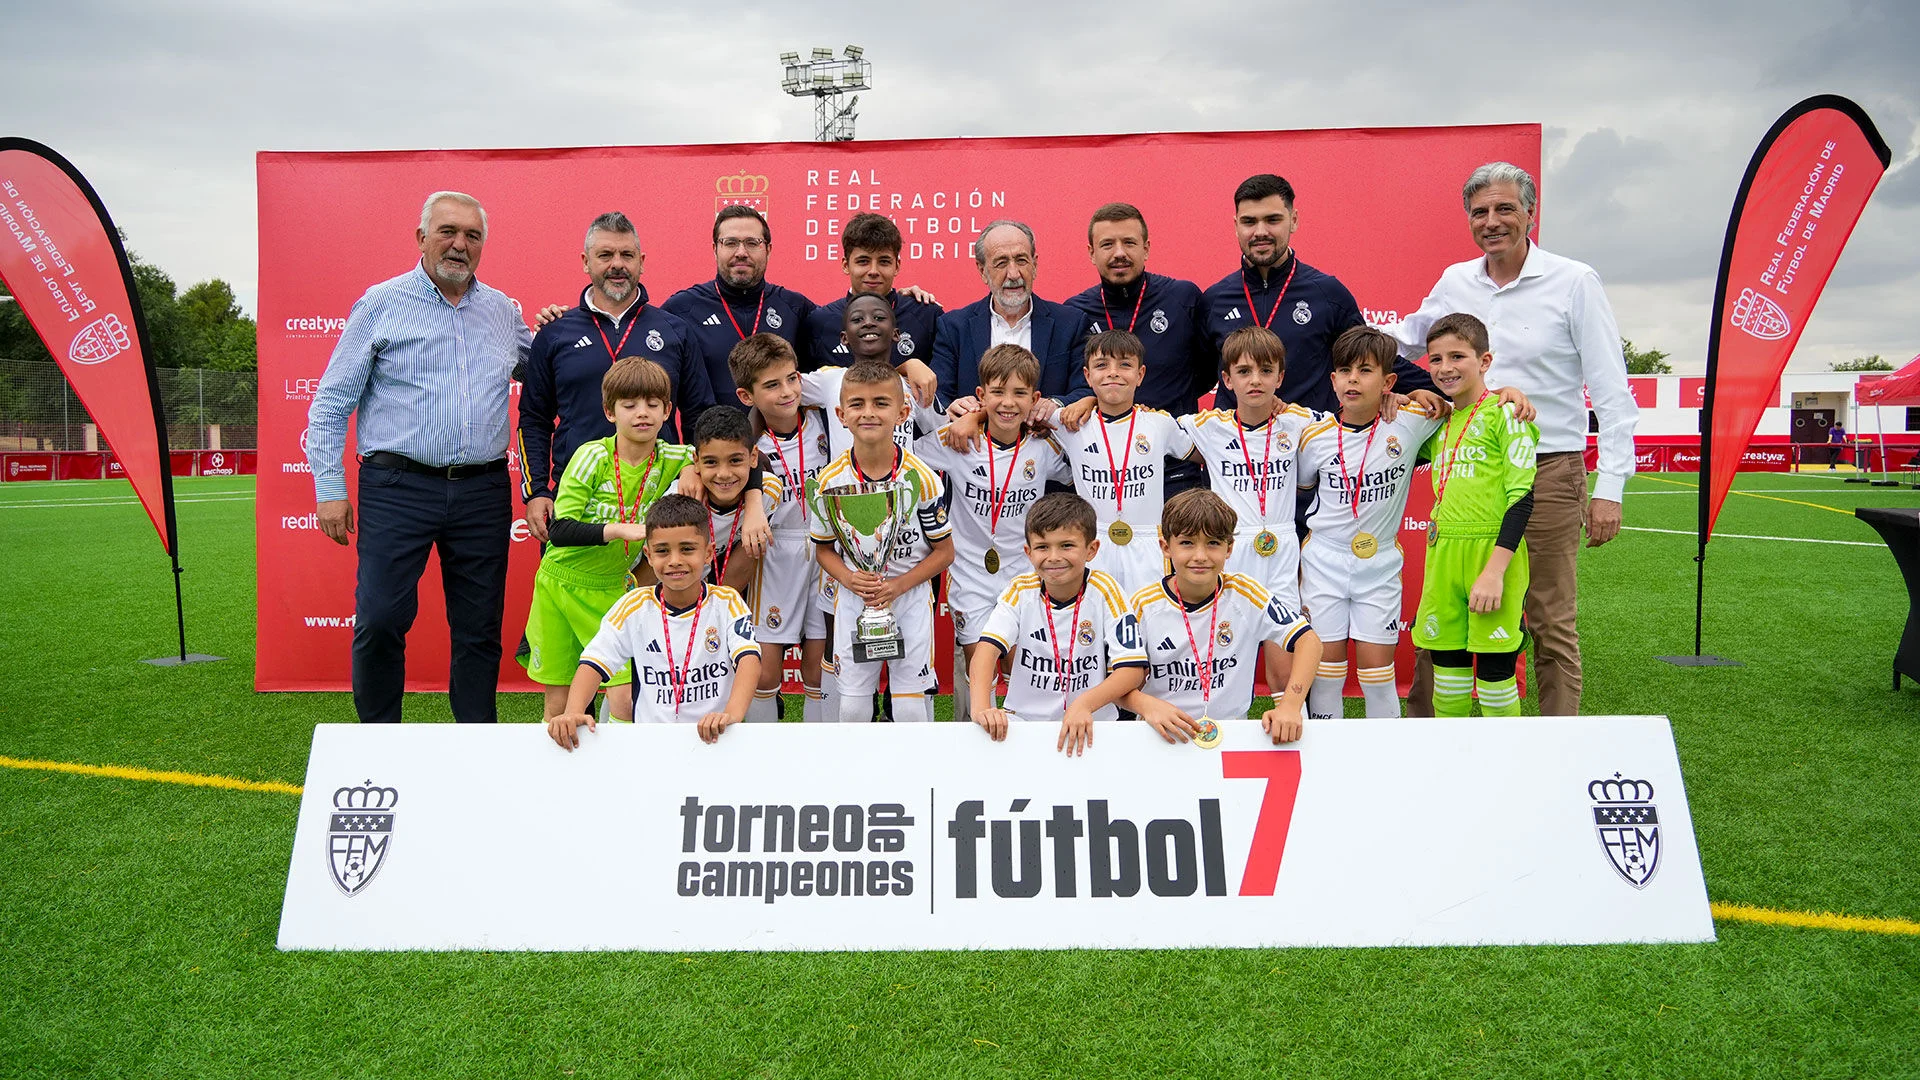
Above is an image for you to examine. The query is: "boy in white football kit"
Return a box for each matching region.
[809,357,956,724]
[548,495,761,749]
[914,344,1072,725]
[1124,489,1320,745]
[1295,328,1445,720]
[971,492,1148,755]
[1047,331,1195,596]
[1179,326,1318,609]
[683,407,785,726]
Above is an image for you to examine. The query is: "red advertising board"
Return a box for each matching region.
[57,452,105,480]
[3,453,54,482]
[1627,378,1658,408]
[255,125,1541,692]
[1679,378,1709,408]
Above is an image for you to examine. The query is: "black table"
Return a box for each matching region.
[1856,507,1920,689]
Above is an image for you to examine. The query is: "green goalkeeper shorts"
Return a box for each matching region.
[1413,531,1528,653]
[521,570,631,687]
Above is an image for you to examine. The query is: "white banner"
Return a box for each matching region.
[277,718,1712,951]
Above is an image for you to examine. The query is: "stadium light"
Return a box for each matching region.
[779,45,872,142]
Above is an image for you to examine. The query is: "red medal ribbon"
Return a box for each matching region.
[985,432,1025,538]
[656,584,708,714]
[1174,581,1222,714]
[1241,253,1299,330]
[1334,420,1379,520]
[610,450,656,558]
[851,446,902,485]
[1096,408,1139,516]
[1042,575,1088,695]
[1234,413,1276,521]
[1100,281,1148,333]
[1434,393,1492,507]
[720,286,766,342]
[594,303,641,362]
[766,423,806,524]
[709,500,745,587]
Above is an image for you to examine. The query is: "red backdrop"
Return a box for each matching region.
[256,125,1541,692]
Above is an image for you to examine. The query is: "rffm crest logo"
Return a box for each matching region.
[327,780,398,897]
[1589,773,1660,889]
[716,171,770,215]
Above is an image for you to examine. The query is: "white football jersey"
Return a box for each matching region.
[703,474,783,584]
[802,367,936,459]
[580,585,758,724]
[1061,406,1194,536]
[757,410,831,535]
[1296,404,1442,583]
[1132,573,1311,720]
[978,570,1147,724]
[1180,405,1317,530]
[913,426,1072,627]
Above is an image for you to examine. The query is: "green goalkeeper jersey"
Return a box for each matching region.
[1423,398,1540,529]
[543,437,693,585]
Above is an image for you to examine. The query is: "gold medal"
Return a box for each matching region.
[1351,532,1378,558]
[1428,525,1439,548]
[1254,529,1279,557]
[984,547,1001,574]
[1108,520,1134,545]
[1193,717,1222,749]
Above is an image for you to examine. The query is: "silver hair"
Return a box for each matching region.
[1461,162,1537,215]
[418,191,487,239]
[972,219,1037,266]
[583,211,638,251]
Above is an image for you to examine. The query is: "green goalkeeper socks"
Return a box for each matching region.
[1433,666,1475,717]
[1476,676,1521,716]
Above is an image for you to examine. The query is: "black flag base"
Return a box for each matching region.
[1657,654,1744,667]
[142,653,225,667]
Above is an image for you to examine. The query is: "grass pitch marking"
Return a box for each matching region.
[1621,526,1880,548]
[1635,474,1858,518]
[0,495,253,510]
[0,754,301,795]
[8,753,1920,941]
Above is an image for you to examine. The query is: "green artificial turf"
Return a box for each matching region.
[2,474,1917,1078]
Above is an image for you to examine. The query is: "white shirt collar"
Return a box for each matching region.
[989,301,1033,332]
[586,290,640,324]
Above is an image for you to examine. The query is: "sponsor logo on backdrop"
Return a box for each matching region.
[1729,287,1791,341]
[202,451,234,477]
[282,513,321,530]
[716,171,770,215]
[68,314,130,365]
[283,428,313,473]
[1590,774,1660,888]
[283,315,348,339]
[283,376,323,402]
[327,781,398,896]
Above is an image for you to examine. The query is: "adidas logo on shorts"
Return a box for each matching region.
[1489,626,1511,641]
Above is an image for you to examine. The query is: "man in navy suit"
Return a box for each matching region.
[931,220,1090,422]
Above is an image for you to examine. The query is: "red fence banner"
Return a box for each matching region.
[256,125,1540,692]
[0,139,175,552]
[1701,97,1890,538]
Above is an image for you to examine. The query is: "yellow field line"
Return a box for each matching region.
[1636,474,1857,517]
[1711,901,1920,936]
[5,754,1919,938]
[0,754,302,795]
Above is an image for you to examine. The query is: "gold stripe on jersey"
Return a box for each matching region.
[1190,404,1314,431]
[604,585,747,629]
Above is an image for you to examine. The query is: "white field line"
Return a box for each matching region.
[0,495,253,510]
[1622,525,1880,547]
[1627,488,1916,496]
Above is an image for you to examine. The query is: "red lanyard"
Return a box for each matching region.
[1434,393,1491,506]
[1234,414,1275,520]
[1241,255,1299,329]
[1096,408,1138,514]
[852,447,901,485]
[1042,579,1087,694]
[720,288,766,341]
[610,451,656,557]
[1100,282,1148,332]
[656,584,707,713]
[985,433,1025,536]
[594,305,641,362]
[766,424,806,523]
[1334,420,1379,520]
[1175,583,1222,714]
[709,501,744,586]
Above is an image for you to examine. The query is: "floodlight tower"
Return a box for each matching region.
[779,46,872,142]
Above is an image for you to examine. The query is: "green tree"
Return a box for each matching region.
[1831,355,1894,371]
[1622,337,1672,374]
[178,279,257,372]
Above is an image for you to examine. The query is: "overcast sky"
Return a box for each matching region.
[9,0,1916,373]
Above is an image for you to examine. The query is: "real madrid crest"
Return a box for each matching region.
[1022,459,1037,481]
[766,606,782,629]
[896,333,914,356]
[704,626,721,652]
[327,780,398,897]
[766,309,783,329]
[1077,620,1097,647]
[1149,309,1169,335]
[1385,435,1403,459]
[1134,434,1152,455]
[1216,621,1233,647]
[646,329,664,352]
[1292,300,1312,325]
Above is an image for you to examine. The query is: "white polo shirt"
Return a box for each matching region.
[1389,243,1639,503]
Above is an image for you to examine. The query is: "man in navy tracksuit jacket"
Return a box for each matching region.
[1202,174,1432,413]
[1064,205,1216,417]
[519,270,710,527]
[662,205,816,415]
[804,212,942,373]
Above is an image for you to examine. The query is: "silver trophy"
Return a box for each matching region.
[809,476,920,663]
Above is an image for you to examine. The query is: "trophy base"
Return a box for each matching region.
[853,634,905,664]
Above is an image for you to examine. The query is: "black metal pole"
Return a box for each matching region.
[172,556,187,662]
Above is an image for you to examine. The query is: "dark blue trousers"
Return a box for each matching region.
[351,460,511,723]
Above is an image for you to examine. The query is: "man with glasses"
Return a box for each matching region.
[664,205,817,413]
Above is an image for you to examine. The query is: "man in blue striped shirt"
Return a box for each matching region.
[306,191,533,724]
